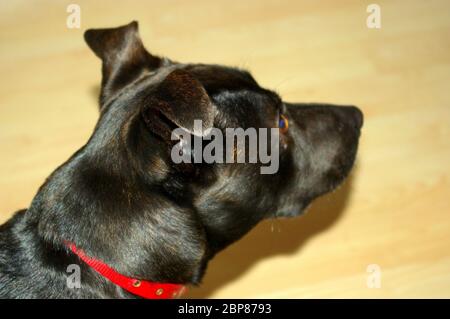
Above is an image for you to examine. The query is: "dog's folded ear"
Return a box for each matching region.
[142,69,215,140]
[84,21,161,106]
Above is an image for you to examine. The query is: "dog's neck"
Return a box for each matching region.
[21,137,208,297]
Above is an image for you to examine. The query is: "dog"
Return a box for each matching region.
[0,21,362,298]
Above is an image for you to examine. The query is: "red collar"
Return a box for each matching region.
[66,242,186,299]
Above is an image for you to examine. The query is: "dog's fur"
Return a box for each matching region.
[0,21,363,298]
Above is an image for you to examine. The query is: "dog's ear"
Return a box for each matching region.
[84,21,162,106]
[142,69,215,140]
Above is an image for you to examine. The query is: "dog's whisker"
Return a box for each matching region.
[273,76,296,92]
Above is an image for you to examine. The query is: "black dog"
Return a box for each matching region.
[0,21,362,298]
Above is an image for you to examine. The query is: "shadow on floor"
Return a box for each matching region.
[89,85,101,107]
[187,172,356,298]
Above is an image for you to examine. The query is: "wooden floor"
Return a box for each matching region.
[1,0,449,298]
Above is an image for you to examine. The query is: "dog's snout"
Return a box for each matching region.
[284,103,363,131]
[344,106,363,129]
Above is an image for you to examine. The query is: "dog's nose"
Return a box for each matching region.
[343,106,364,129]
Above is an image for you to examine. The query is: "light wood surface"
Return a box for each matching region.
[1,0,449,298]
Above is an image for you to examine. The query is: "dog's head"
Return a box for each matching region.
[75,21,362,282]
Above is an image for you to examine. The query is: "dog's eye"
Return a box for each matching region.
[278,114,289,134]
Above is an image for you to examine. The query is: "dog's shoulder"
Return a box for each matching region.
[0,209,27,297]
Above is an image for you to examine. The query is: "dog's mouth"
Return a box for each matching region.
[275,199,313,218]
